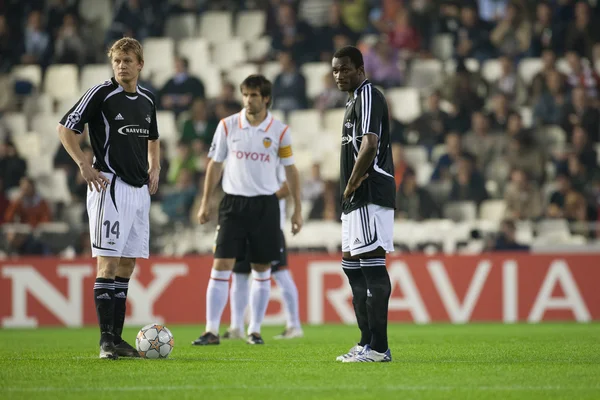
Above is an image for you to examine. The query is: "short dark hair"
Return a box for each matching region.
[333,46,364,68]
[240,74,272,107]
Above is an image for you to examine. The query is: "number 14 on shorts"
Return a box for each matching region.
[103,220,120,245]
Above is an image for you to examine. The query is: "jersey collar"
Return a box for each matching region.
[352,79,370,99]
[239,109,274,132]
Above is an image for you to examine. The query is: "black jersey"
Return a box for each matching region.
[59,78,159,187]
[340,79,395,214]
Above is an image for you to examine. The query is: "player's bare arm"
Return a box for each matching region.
[275,182,290,199]
[57,124,110,192]
[343,133,378,199]
[147,139,160,195]
[197,159,224,224]
[284,164,303,234]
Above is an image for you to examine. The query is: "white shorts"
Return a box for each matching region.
[87,173,151,258]
[341,204,394,256]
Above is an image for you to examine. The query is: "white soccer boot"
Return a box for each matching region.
[335,344,364,361]
[342,345,392,362]
[274,327,304,339]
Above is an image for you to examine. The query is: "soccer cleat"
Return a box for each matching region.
[342,345,392,363]
[99,341,119,360]
[273,327,304,339]
[222,328,245,340]
[247,333,265,345]
[191,332,220,346]
[336,344,364,361]
[114,340,141,358]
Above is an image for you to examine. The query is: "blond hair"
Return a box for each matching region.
[107,37,144,63]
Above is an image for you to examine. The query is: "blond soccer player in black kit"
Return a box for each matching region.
[57,38,160,359]
[332,46,395,362]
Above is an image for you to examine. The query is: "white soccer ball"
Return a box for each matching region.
[135,323,174,359]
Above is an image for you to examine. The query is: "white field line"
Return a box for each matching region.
[3,385,600,393]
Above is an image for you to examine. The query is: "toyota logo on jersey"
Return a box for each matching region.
[230,150,272,162]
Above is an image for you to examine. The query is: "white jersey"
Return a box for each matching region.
[208,110,295,196]
[277,165,286,230]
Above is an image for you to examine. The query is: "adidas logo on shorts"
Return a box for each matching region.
[353,238,362,245]
[114,292,127,298]
[115,113,124,120]
[96,293,111,300]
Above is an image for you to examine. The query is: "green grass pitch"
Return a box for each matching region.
[1,324,599,400]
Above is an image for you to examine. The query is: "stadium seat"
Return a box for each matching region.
[236,10,266,39]
[56,96,80,116]
[212,38,247,69]
[520,106,533,128]
[536,219,570,237]
[35,222,73,254]
[481,59,502,83]
[403,145,428,167]
[288,109,322,149]
[80,64,111,92]
[407,59,444,90]
[3,112,27,136]
[78,0,111,29]
[300,62,331,100]
[556,57,572,75]
[537,125,566,151]
[261,61,282,83]
[44,64,79,101]
[142,38,175,82]
[443,201,477,222]
[11,64,43,88]
[177,38,210,77]
[270,109,286,123]
[37,169,72,204]
[164,13,196,40]
[385,88,421,123]
[12,131,41,160]
[415,162,433,186]
[445,58,480,74]
[432,34,453,61]
[323,108,345,132]
[431,144,446,164]
[199,11,233,42]
[156,111,178,158]
[195,65,222,100]
[479,199,507,222]
[247,36,272,61]
[226,64,260,100]
[518,58,543,85]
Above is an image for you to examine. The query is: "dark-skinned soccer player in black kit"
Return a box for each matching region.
[332,46,395,362]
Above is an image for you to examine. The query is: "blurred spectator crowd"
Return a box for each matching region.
[1,0,600,257]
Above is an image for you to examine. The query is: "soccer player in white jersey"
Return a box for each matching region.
[57,38,160,359]
[192,75,303,345]
[223,164,303,340]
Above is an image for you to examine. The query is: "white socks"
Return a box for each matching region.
[229,272,250,332]
[273,269,301,329]
[248,270,271,335]
[205,269,232,335]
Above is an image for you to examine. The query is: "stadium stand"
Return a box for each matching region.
[1,0,600,258]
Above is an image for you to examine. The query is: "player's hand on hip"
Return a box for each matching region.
[148,168,160,195]
[197,203,211,224]
[80,164,110,192]
[291,210,303,235]
[343,173,369,199]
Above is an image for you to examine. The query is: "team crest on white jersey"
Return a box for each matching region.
[263,137,272,148]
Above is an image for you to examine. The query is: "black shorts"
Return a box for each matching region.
[214,193,280,264]
[233,230,288,274]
